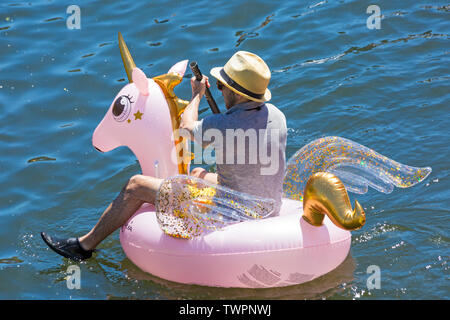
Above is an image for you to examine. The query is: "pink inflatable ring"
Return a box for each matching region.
[120,199,351,288]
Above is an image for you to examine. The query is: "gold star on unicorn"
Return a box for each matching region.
[133,110,143,120]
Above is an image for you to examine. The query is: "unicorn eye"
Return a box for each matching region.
[112,95,133,122]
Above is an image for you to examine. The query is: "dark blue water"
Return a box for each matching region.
[0,0,448,299]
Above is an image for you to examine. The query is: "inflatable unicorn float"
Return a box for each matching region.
[91,33,431,288]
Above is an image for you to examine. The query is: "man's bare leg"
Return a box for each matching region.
[41,174,162,260]
[42,170,214,261]
[79,169,215,251]
[79,175,163,251]
[190,167,218,184]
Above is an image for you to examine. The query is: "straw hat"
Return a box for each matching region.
[210,51,271,102]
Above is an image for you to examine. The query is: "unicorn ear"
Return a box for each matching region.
[168,60,188,77]
[132,67,149,96]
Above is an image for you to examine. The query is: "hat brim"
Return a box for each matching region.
[210,67,271,103]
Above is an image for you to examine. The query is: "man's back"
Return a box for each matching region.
[193,101,287,215]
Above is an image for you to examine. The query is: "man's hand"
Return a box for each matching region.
[180,76,210,138]
[191,75,210,99]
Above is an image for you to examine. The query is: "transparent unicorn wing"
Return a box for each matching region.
[155,175,275,238]
[283,136,432,200]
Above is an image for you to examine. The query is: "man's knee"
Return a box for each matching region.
[125,174,145,195]
[124,174,162,203]
[190,168,218,184]
[190,167,206,178]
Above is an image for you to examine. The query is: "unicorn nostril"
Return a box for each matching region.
[94,146,104,153]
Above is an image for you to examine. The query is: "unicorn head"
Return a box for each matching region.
[93,32,190,178]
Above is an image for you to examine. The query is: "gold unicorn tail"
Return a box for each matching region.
[302,172,366,231]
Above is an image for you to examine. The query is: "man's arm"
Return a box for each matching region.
[180,75,209,139]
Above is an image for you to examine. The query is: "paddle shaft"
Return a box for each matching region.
[189,61,221,114]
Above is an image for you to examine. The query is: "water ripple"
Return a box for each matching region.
[27,156,57,164]
[0,0,448,300]
[274,30,448,73]
[235,13,275,47]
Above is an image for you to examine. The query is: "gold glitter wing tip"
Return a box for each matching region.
[283,136,433,199]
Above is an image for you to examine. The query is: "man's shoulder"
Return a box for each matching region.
[265,103,286,122]
[265,102,283,113]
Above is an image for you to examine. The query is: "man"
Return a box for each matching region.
[41,51,287,261]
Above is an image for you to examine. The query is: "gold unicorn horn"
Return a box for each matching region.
[118,32,136,83]
[302,172,366,231]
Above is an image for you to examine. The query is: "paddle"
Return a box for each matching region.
[189,61,221,114]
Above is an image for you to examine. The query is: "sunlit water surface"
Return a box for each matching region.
[0,0,448,299]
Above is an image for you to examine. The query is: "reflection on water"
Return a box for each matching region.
[274,30,449,73]
[27,156,56,163]
[235,14,275,47]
